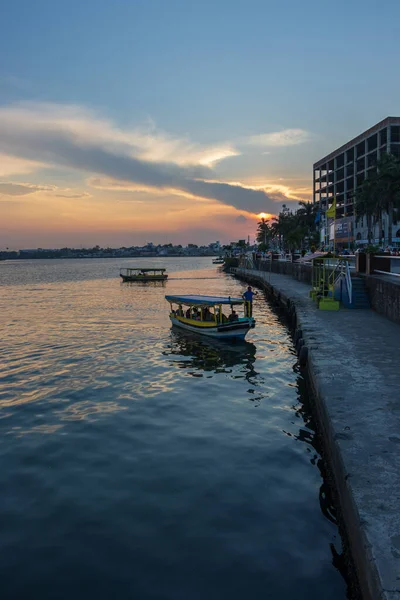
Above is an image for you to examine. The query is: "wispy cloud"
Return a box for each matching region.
[0,102,282,213]
[244,128,312,147]
[131,124,239,166]
[55,191,91,199]
[0,102,238,167]
[0,182,54,196]
[0,153,46,177]
[0,181,90,199]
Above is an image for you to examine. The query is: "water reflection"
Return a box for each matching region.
[0,259,350,599]
[283,372,353,594]
[164,330,257,378]
[57,400,127,422]
[120,280,167,287]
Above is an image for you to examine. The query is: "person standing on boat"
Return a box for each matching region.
[242,286,257,317]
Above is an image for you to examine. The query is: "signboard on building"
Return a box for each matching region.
[335,217,354,242]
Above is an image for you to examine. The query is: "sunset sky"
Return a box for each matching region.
[1,0,400,248]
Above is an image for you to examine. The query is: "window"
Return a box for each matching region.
[356,141,365,157]
[390,144,400,158]
[380,128,387,146]
[336,181,345,194]
[336,153,344,168]
[336,167,345,181]
[346,148,354,162]
[356,233,361,240]
[391,126,400,143]
[367,134,378,152]
[356,157,365,172]
[367,152,377,168]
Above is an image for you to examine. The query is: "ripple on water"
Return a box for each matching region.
[0,259,347,600]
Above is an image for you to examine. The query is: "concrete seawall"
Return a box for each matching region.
[233,268,400,600]
[256,259,400,325]
[365,276,400,325]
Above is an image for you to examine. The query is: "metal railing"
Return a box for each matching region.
[345,261,352,304]
[374,270,400,278]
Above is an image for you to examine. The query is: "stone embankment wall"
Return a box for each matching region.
[255,259,400,324]
[365,275,400,324]
[254,260,312,283]
[233,267,400,599]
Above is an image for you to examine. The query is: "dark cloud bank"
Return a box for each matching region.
[0,119,279,213]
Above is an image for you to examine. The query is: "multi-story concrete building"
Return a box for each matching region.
[313,116,400,246]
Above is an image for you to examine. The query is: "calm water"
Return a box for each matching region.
[0,258,347,599]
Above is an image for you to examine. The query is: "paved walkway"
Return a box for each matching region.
[236,269,400,600]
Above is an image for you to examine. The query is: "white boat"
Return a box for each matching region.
[165,295,255,340]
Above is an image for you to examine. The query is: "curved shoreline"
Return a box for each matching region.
[232,267,400,600]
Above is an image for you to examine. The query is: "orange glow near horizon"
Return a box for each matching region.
[0,188,262,248]
[0,172,309,248]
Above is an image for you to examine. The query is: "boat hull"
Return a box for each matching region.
[120,275,168,282]
[169,316,254,340]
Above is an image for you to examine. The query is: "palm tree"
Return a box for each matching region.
[355,176,379,245]
[256,217,273,247]
[296,201,318,248]
[375,154,400,245]
[270,206,306,252]
[297,201,316,227]
[355,154,400,246]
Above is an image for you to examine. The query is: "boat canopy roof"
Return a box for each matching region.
[121,268,166,272]
[165,294,244,306]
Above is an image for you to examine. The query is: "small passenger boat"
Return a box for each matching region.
[120,268,168,282]
[212,258,224,264]
[165,295,255,340]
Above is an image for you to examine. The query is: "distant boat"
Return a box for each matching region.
[165,294,255,340]
[212,258,224,264]
[120,268,168,282]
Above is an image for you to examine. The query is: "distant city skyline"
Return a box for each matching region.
[1,0,400,247]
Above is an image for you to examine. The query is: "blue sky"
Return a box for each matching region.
[1,0,400,247]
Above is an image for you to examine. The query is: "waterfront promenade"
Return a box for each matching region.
[234,268,400,600]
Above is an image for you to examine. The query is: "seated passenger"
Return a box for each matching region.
[228,310,238,322]
[186,308,191,318]
[203,307,213,321]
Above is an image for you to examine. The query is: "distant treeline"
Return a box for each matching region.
[0,248,219,260]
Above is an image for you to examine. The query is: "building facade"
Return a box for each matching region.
[313,116,400,247]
